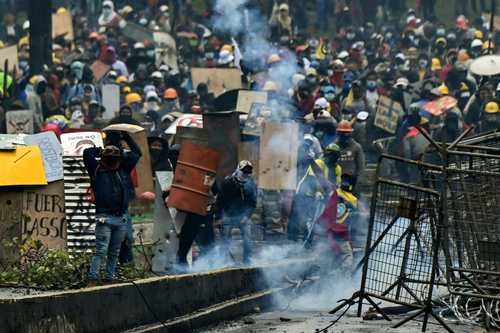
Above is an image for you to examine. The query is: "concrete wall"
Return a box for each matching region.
[0,267,269,333]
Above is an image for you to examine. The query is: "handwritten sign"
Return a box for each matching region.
[0,180,66,260]
[24,132,64,182]
[374,96,403,134]
[60,132,104,156]
[6,110,34,134]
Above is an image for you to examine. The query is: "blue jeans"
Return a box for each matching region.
[88,213,129,280]
[222,216,252,264]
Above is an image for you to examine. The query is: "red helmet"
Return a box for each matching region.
[337,120,354,133]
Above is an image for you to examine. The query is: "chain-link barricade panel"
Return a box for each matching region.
[363,178,439,307]
[443,152,500,300]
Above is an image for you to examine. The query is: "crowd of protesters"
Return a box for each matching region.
[0,0,499,281]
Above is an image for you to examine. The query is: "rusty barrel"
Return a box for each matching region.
[167,142,220,216]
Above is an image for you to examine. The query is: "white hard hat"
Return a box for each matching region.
[23,20,30,30]
[314,97,329,110]
[471,38,483,48]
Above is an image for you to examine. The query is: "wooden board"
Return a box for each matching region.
[0,45,18,72]
[129,130,154,196]
[242,103,272,136]
[258,122,299,190]
[191,68,242,97]
[0,181,66,261]
[236,90,267,114]
[52,11,74,40]
[374,95,403,135]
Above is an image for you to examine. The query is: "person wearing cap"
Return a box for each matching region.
[289,143,342,243]
[109,104,141,126]
[160,88,181,116]
[83,130,142,285]
[479,101,500,132]
[151,71,165,92]
[143,91,161,113]
[269,2,294,42]
[336,120,365,190]
[216,160,257,264]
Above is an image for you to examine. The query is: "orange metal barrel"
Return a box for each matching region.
[167,142,220,215]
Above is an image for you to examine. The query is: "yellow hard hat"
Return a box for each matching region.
[56,7,67,14]
[485,101,500,114]
[116,75,128,84]
[435,37,447,46]
[125,92,142,104]
[438,84,449,95]
[122,86,131,94]
[474,30,484,40]
[483,40,495,50]
[431,58,442,71]
[18,36,29,48]
[460,82,469,92]
[0,40,4,49]
[221,44,233,53]
[267,53,281,65]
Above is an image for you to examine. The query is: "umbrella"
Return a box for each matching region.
[470,55,500,76]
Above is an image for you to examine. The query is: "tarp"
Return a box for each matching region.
[0,146,47,186]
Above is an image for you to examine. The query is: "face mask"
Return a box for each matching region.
[102,8,112,17]
[366,81,377,91]
[307,76,317,86]
[419,60,428,68]
[147,101,159,111]
[325,92,335,101]
[101,156,121,170]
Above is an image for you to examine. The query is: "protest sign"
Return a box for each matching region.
[122,22,153,43]
[0,181,65,260]
[60,132,104,156]
[52,11,74,40]
[165,114,203,135]
[374,96,404,135]
[259,122,299,190]
[424,96,458,116]
[91,60,111,81]
[153,32,178,70]
[236,90,268,114]
[6,110,34,134]
[0,134,25,150]
[24,132,64,183]
[102,84,121,119]
[0,45,18,71]
[191,68,242,97]
[0,146,47,186]
[22,181,66,249]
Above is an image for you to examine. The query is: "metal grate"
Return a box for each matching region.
[63,156,95,253]
[363,178,439,306]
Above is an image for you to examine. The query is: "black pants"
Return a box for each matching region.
[177,212,214,265]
